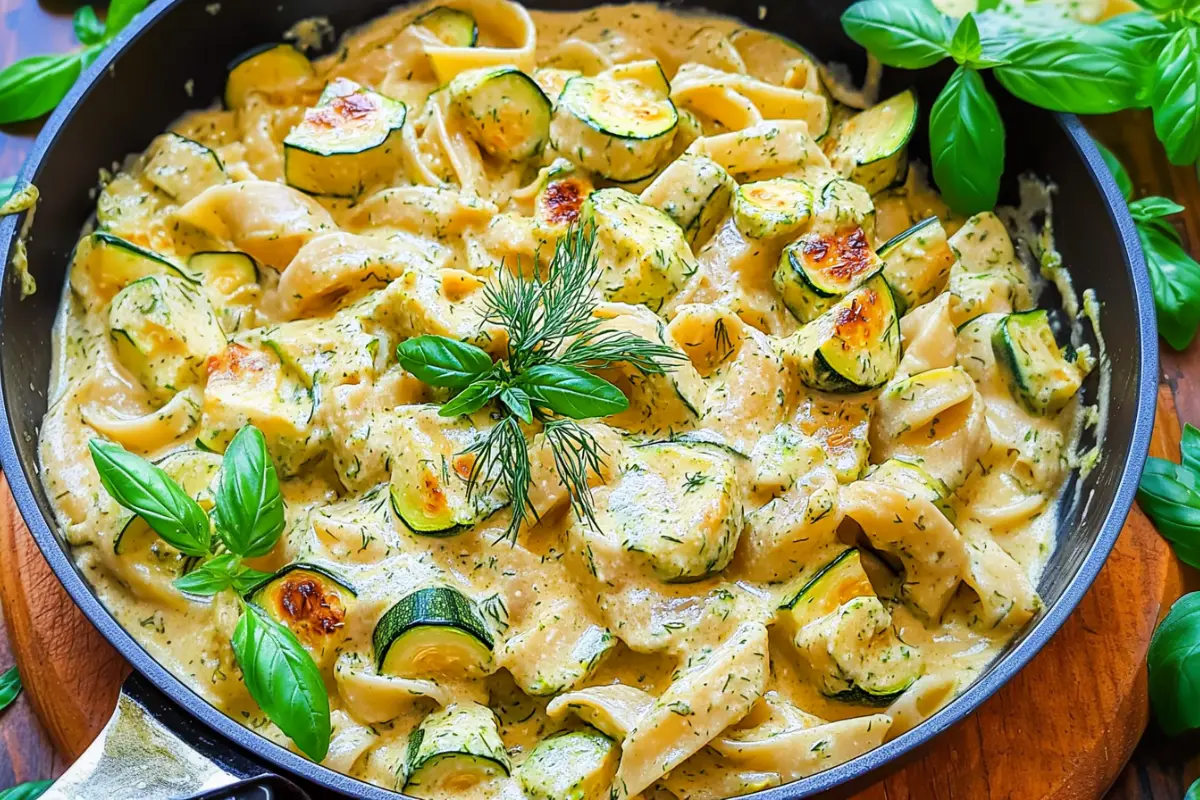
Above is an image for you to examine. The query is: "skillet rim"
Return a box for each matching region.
[0,0,1158,797]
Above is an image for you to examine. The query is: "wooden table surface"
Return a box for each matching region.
[0,3,1198,799]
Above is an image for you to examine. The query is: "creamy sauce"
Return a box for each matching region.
[38,3,1088,798]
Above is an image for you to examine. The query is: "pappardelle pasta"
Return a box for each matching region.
[39,2,1093,798]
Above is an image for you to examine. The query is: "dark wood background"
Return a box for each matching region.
[0,3,1197,798]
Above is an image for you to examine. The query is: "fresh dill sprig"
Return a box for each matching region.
[395,222,686,544]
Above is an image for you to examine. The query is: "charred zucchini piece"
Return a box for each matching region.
[829,89,918,194]
[283,78,407,197]
[534,159,593,229]
[450,67,552,161]
[732,178,814,240]
[412,6,478,47]
[246,563,356,654]
[375,586,494,676]
[776,226,882,322]
[992,310,1086,415]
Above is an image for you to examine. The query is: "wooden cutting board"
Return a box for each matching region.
[0,382,1183,798]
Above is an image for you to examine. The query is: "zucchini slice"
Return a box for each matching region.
[284,78,407,197]
[729,28,826,99]
[224,43,314,108]
[550,71,678,182]
[639,153,734,250]
[188,251,260,332]
[788,274,901,392]
[534,159,593,229]
[516,730,618,800]
[992,310,1086,415]
[600,440,744,582]
[450,67,551,161]
[405,702,510,792]
[732,178,814,240]
[143,133,227,203]
[776,226,882,323]
[246,563,356,655]
[411,6,478,47]
[813,177,876,240]
[388,406,506,536]
[829,89,918,194]
[533,67,580,103]
[71,231,196,303]
[109,275,227,405]
[878,216,956,314]
[582,188,696,311]
[779,549,920,706]
[374,586,494,676]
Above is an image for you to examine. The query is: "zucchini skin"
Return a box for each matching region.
[373,586,494,672]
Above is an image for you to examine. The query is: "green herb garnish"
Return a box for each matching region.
[395,224,685,542]
[0,665,20,714]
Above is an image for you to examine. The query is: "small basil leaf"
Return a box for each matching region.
[1092,141,1133,200]
[994,26,1147,113]
[396,335,493,389]
[172,553,242,596]
[89,439,211,557]
[1152,25,1200,166]
[439,380,501,417]
[1101,11,1176,66]
[930,65,1005,215]
[1188,777,1200,800]
[1138,217,1200,350]
[1181,423,1200,474]
[0,52,87,125]
[501,386,533,423]
[1130,196,1186,221]
[840,0,950,69]
[214,426,285,559]
[0,665,21,713]
[976,0,1000,9]
[1138,457,1200,568]
[105,0,148,37]
[1133,0,1183,10]
[232,604,331,762]
[949,13,982,66]
[522,365,629,420]
[73,6,105,45]
[232,566,274,596]
[0,782,52,800]
[1148,591,1200,734]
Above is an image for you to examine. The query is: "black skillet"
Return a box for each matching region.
[0,0,1157,798]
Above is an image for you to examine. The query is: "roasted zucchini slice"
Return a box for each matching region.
[246,563,356,658]
[405,702,510,793]
[534,159,593,229]
[550,70,678,182]
[992,310,1087,415]
[516,730,618,800]
[284,78,407,197]
[878,216,956,314]
[374,586,494,676]
[143,133,227,203]
[732,178,814,240]
[776,226,882,323]
[788,274,901,392]
[71,231,196,303]
[388,406,506,535]
[224,43,314,108]
[188,251,260,332]
[450,67,552,161]
[411,6,478,47]
[813,177,876,240]
[582,188,696,311]
[639,153,735,250]
[830,89,918,194]
[109,275,227,405]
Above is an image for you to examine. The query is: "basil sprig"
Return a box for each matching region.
[0,0,146,124]
[0,783,52,800]
[90,426,330,761]
[0,665,21,714]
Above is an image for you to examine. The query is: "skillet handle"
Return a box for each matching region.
[40,672,311,800]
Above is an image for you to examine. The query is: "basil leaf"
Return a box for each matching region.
[929,66,1005,215]
[840,0,950,69]
[1148,591,1200,734]
[0,782,52,800]
[232,604,330,762]
[1138,457,1200,566]
[994,26,1146,113]
[105,0,148,37]
[1188,777,1200,800]
[521,365,629,419]
[1181,423,1200,474]
[1138,217,1200,350]
[232,566,273,595]
[1093,140,1133,200]
[1152,25,1200,165]
[949,13,982,66]
[0,51,89,125]
[976,0,1000,10]
[74,6,105,45]
[396,335,493,389]
[1130,195,1186,221]
[1133,0,1183,10]
[214,426,285,559]
[0,665,21,713]
[89,439,211,556]
[172,553,242,596]
[1101,11,1176,66]
[439,380,501,418]
[501,386,533,423]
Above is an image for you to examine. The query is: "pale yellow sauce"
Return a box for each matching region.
[38,3,1087,798]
